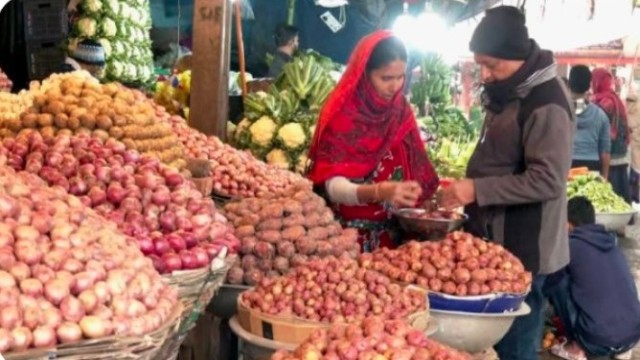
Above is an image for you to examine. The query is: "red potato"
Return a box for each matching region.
[361,231,532,296]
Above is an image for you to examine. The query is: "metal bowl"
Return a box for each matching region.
[393,208,468,240]
[429,303,531,353]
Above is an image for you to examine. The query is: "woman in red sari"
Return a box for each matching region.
[307,30,439,252]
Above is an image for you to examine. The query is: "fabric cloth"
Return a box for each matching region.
[608,164,631,204]
[70,39,105,66]
[464,43,573,275]
[307,30,438,251]
[591,68,629,157]
[561,224,640,350]
[469,6,531,61]
[325,176,360,205]
[267,50,292,78]
[627,95,640,172]
[480,41,555,114]
[572,102,611,161]
[494,275,548,360]
[631,169,639,203]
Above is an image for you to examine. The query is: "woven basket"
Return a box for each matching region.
[191,177,213,197]
[4,303,182,360]
[156,259,233,359]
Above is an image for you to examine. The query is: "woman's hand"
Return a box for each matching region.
[377,181,422,208]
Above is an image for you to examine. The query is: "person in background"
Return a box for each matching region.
[267,24,299,78]
[591,68,631,203]
[438,6,573,360]
[568,65,611,179]
[626,93,640,202]
[307,30,439,252]
[546,196,640,360]
[60,39,106,79]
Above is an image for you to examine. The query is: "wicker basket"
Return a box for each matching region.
[156,259,233,359]
[4,303,182,360]
[191,177,213,197]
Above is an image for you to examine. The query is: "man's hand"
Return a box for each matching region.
[378,181,422,208]
[438,179,476,210]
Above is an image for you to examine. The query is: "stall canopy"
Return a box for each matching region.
[245,0,498,76]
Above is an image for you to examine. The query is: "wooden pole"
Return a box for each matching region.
[189,0,232,139]
[234,0,248,99]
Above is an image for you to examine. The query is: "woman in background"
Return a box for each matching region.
[592,68,631,203]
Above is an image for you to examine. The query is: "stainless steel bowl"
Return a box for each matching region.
[393,208,468,241]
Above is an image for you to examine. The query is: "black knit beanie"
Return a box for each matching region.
[568,65,592,94]
[469,6,531,60]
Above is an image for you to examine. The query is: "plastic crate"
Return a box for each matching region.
[22,0,68,41]
[26,39,65,80]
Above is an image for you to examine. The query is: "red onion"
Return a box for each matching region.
[179,250,198,270]
[161,253,182,273]
[56,322,82,344]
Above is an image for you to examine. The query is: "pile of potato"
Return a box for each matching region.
[224,187,360,285]
[359,231,532,296]
[0,92,31,124]
[0,72,186,169]
[272,317,471,360]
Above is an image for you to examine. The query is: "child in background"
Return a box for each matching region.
[548,196,640,360]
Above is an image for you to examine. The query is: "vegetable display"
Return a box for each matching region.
[2,132,239,273]
[567,174,632,213]
[0,72,185,168]
[68,0,155,84]
[359,232,532,296]
[427,137,476,180]
[241,257,426,323]
[0,160,178,352]
[223,187,360,285]
[234,54,336,173]
[0,92,31,125]
[163,109,307,198]
[272,317,471,360]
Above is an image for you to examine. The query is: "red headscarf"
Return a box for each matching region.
[307,30,438,200]
[591,68,628,142]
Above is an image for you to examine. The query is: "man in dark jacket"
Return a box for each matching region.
[439,6,574,360]
[267,24,299,78]
[547,196,640,360]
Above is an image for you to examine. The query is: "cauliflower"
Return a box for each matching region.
[277,123,306,149]
[101,18,117,37]
[249,116,277,147]
[76,17,97,37]
[296,154,309,174]
[266,149,290,170]
[235,118,251,141]
[114,41,125,56]
[83,0,102,14]
[98,39,112,57]
[105,0,119,15]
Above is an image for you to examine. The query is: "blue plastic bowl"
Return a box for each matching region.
[428,291,528,313]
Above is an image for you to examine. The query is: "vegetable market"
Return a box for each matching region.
[1,1,640,360]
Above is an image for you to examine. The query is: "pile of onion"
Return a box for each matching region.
[241,257,425,323]
[359,231,532,296]
[159,108,307,198]
[0,160,178,353]
[2,131,239,273]
[272,317,471,360]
